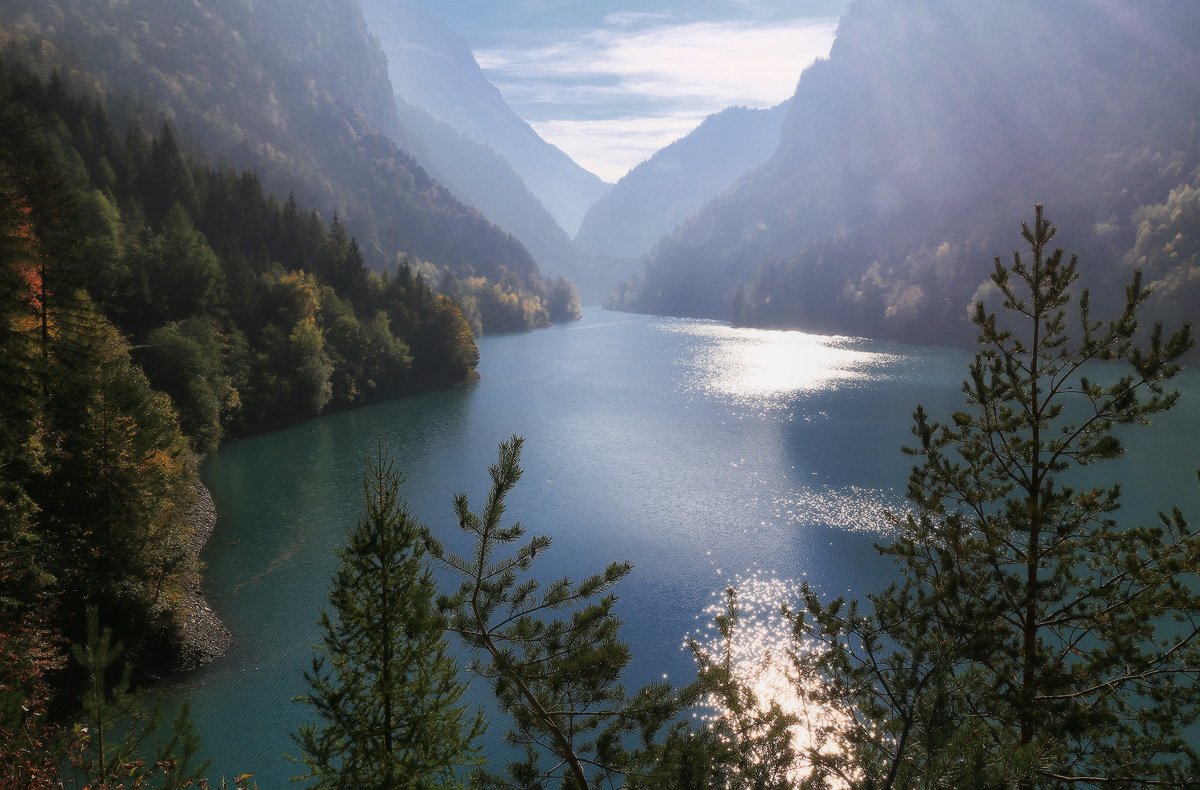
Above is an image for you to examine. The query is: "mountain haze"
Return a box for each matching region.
[619,0,1200,344]
[359,0,611,236]
[575,102,790,261]
[0,0,542,288]
[390,93,579,278]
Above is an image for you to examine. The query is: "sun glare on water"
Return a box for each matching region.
[663,321,896,781]
[692,575,855,786]
[667,319,907,534]
[667,321,899,412]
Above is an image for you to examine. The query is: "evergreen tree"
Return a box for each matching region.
[792,206,1199,787]
[68,606,209,789]
[142,123,197,229]
[430,436,678,789]
[0,96,48,570]
[41,292,196,650]
[293,445,482,790]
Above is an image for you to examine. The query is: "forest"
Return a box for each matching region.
[0,49,537,750]
[2,0,1198,786]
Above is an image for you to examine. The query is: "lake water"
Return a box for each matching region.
[158,308,1200,784]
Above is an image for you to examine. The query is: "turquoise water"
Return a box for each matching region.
[158,309,1200,784]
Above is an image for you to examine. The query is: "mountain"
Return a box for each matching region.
[575,102,789,261]
[359,0,610,236]
[390,95,579,278]
[0,51,490,681]
[0,0,541,289]
[618,0,1200,344]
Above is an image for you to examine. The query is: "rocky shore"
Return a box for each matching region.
[172,482,232,672]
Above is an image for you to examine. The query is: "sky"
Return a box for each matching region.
[414,1,851,181]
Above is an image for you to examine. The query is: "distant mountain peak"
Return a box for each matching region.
[619,1,1200,343]
[0,0,544,287]
[360,0,609,236]
[575,101,789,261]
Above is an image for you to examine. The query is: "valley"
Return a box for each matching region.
[2,2,1198,787]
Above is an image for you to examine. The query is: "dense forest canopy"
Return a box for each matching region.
[0,51,489,705]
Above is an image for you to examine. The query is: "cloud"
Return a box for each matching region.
[532,114,712,182]
[479,20,834,106]
[603,11,676,28]
[477,17,837,179]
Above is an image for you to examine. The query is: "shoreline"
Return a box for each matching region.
[161,372,487,674]
[172,481,232,673]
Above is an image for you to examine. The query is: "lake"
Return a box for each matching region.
[158,308,1200,784]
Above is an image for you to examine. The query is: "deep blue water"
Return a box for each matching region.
[156,309,1200,785]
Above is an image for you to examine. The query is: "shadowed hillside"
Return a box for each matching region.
[617,0,1200,344]
[576,102,789,261]
[360,0,610,237]
[0,0,542,290]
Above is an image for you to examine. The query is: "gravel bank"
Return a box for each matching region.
[172,482,232,672]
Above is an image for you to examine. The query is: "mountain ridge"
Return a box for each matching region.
[360,0,610,237]
[576,101,790,261]
[0,0,544,290]
[618,0,1200,344]
[389,85,580,280]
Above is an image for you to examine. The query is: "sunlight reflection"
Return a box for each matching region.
[771,485,903,535]
[692,575,852,786]
[666,321,900,410]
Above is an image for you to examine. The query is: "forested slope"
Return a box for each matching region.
[0,0,545,295]
[0,58,479,684]
[618,0,1200,344]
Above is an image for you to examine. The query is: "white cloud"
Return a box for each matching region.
[491,20,832,105]
[533,114,711,182]
[476,17,837,178]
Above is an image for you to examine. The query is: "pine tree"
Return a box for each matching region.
[69,606,209,789]
[429,436,678,789]
[142,123,196,229]
[793,206,1199,787]
[147,203,224,322]
[293,445,482,790]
